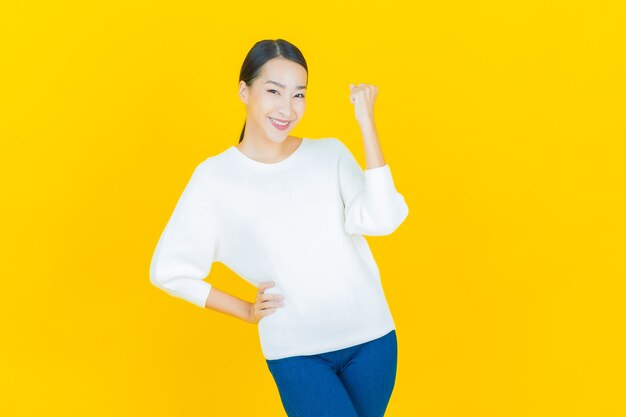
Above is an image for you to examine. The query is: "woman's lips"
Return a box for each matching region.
[269,117,291,131]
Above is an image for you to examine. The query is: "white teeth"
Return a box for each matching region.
[270,118,289,126]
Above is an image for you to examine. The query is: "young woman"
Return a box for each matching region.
[150,38,409,417]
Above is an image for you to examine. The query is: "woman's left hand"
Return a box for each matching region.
[349,83,378,126]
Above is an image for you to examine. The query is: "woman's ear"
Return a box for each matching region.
[239,80,249,105]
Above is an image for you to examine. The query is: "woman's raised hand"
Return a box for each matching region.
[349,83,378,126]
[248,281,285,324]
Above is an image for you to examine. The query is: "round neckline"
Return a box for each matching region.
[230,138,309,171]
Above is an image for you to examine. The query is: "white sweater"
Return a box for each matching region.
[149,137,409,360]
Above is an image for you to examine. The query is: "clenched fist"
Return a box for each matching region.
[349,83,379,125]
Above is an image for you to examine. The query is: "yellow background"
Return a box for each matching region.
[2,1,625,416]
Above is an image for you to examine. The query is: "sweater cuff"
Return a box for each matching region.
[364,164,398,196]
[172,280,213,309]
[197,282,213,309]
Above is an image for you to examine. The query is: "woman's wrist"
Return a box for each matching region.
[245,302,255,324]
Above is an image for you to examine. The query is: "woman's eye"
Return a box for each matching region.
[267,89,305,98]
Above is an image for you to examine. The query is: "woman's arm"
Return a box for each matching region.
[204,286,255,323]
[205,281,284,324]
[349,82,385,169]
[336,83,409,236]
[337,140,409,236]
[149,162,218,309]
[361,122,386,169]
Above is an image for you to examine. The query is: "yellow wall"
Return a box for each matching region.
[2,1,624,415]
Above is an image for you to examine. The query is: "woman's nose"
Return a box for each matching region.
[277,108,294,120]
[277,100,296,118]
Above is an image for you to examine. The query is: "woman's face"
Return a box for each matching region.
[239,57,307,144]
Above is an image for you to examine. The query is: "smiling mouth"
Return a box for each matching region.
[269,117,292,124]
[268,117,293,127]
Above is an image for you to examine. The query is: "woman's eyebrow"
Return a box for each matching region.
[265,80,307,90]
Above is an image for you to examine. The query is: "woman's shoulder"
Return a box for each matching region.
[194,144,236,170]
[184,149,230,186]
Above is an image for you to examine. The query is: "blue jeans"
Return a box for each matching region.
[265,329,397,417]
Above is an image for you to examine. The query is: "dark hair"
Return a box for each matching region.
[238,39,308,143]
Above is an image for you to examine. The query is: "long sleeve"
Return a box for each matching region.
[337,139,409,236]
[149,162,218,309]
